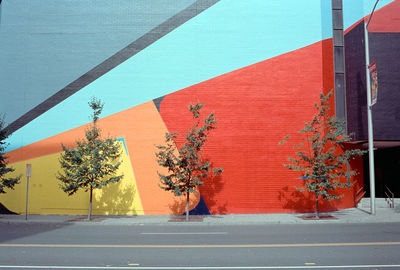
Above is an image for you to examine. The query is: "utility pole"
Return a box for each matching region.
[364,0,380,215]
[25,164,32,220]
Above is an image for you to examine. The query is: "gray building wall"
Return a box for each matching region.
[0,0,196,126]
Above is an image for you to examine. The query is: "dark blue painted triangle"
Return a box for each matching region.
[153,95,166,113]
[187,194,210,215]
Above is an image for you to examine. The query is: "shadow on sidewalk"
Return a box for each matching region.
[298,214,338,220]
[0,220,72,243]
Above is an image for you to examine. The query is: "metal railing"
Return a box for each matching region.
[355,185,366,206]
[384,185,395,208]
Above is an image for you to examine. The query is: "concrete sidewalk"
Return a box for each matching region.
[1,206,399,226]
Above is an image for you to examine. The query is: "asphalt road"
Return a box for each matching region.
[1,222,400,269]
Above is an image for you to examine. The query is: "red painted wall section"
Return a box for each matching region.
[159,39,360,214]
[368,0,400,32]
[344,0,400,34]
[322,38,335,112]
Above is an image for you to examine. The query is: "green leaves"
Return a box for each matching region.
[57,98,123,196]
[188,102,204,119]
[0,117,21,194]
[156,102,223,197]
[89,97,104,123]
[281,90,366,205]
[278,135,291,146]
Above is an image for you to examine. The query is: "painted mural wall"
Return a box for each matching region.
[0,0,395,215]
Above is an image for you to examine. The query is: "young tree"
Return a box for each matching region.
[0,117,20,194]
[155,102,223,221]
[57,98,123,220]
[280,91,365,219]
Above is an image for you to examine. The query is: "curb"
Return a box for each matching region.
[1,208,399,226]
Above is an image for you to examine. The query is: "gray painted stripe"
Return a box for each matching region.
[5,0,220,135]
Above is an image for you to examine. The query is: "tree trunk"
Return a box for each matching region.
[315,194,319,220]
[186,192,189,221]
[88,186,93,221]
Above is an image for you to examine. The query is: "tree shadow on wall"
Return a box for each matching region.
[0,202,18,215]
[168,192,200,216]
[168,167,226,215]
[278,186,339,213]
[92,177,139,216]
[199,167,227,215]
